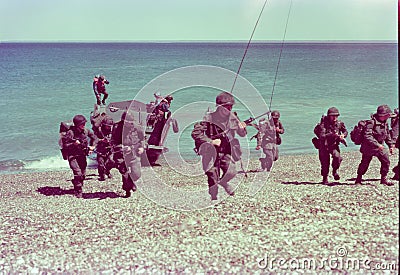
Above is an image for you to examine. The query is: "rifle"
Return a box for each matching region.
[243,111,271,125]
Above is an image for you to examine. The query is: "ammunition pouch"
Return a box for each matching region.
[312,137,320,149]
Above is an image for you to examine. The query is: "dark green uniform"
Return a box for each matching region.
[63,120,96,197]
[314,108,348,184]
[191,92,247,200]
[111,113,145,198]
[356,114,394,184]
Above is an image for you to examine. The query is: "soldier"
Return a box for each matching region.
[111,111,145,198]
[191,92,247,200]
[93,75,109,105]
[355,105,395,186]
[391,108,399,180]
[314,107,348,184]
[255,110,285,171]
[96,116,114,181]
[63,115,97,198]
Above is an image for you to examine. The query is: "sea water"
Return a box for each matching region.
[0,42,398,173]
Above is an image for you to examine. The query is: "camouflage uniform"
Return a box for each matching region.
[356,105,395,186]
[96,116,114,181]
[191,92,247,200]
[314,107,348,184]
[63,115,97,198]
[111,112,145,198]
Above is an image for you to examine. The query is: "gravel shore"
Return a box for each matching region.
[0,151,398,273]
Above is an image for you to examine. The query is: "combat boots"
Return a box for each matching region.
[380,176,393,186]
[322,176,329,185]
[355,174,362,184]
[332,170,340,181]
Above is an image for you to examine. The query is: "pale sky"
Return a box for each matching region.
[0,0,397,42]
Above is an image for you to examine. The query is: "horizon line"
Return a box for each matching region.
[1,39,397,44]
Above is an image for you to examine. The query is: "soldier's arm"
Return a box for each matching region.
[385,125,394,148]
[363,120,380,148]
[87,129,97,147]
[191,121,213,144]
[278,121,285,134]
[340,122,348,138]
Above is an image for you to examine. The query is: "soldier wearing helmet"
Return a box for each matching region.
[255,110,285,171]
[93,74,110,105]
[390,107,399,181]
[355,105,395,186]
[95,115,115,181]
[63,114,97,198]
[313,107,348,185]
[111,111,145,198]
[191,92,247,200]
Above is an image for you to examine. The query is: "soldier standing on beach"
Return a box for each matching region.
[355,105,395,186]
[96,116,114,181]
[390,108,399,180]
[63,115,97,198]
[111,111,145,198]
[313,107,348,185]
[191,92,247,200]
[255,110,285,171]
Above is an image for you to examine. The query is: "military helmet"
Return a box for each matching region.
[121,111,134,122]
[216,92,235,106]
[73,115,87,126]
[327,107,340,116]
[376,104,392,116]
[271,110,280,119]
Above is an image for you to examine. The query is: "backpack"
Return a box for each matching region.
[350,120,368,145]
[59,121,73,160]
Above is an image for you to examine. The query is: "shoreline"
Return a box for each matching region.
[0,151,398,272]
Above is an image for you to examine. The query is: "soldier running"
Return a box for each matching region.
[355,105,395,186]
[191,92,247,200]
[314,107,348,185]
[111,111,145,198]
[63,115,97,198]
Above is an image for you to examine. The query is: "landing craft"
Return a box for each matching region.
[88,99,179,167]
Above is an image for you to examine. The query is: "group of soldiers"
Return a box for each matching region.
[313,105,399,186]
[63,81,398,199]
[62,111,145,198]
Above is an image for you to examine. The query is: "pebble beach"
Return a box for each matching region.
[0,151,398,273]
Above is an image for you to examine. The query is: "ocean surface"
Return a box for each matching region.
[0,42,398,174]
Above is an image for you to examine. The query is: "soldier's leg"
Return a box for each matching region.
[105,155,114,178]
[94,91,101,105]
[376,150,392,185]
[97,154,106,181]
[262,148,274,172]
[356,154,373,183]
[219,154,236,195]
[392,165,399,180]
[68,156,84,197]
[318,148,330,184]
[275,146,279,161]
[206,167,219,200]
[331,148,342,180]
[201,145,219,200]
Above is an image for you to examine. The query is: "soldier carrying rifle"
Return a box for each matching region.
[313,107,348,185]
